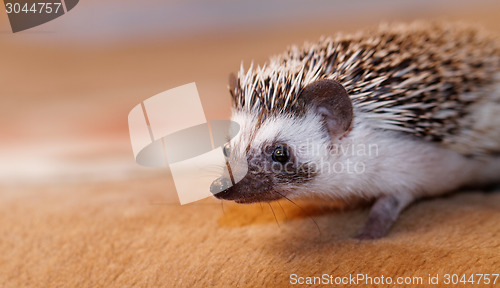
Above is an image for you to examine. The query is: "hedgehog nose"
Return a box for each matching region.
[210,177,233,196]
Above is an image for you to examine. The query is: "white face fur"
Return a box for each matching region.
[217,107,493,204]
[219,108,337,202]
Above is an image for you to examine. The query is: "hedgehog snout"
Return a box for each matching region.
[210,177,233,197]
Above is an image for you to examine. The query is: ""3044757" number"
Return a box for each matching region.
[5,2,62,14]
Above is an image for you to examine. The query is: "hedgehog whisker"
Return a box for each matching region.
[272,190,322,237]
[276,200,288,221]
[268,203,280,228]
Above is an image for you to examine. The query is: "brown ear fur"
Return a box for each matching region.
[298,79,353,141]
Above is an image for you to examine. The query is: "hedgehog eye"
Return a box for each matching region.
[272,145,289,163]
[223,143,231,158]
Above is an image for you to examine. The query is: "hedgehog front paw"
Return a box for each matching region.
[354,194,415,240]
[355,227,387,240]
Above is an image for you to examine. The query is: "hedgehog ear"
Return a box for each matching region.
[299,79,353,141]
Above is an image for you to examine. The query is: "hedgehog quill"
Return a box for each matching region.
[210,22,500,239]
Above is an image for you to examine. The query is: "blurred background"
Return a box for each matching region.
[1,0,499,186]
[2,1,500,286]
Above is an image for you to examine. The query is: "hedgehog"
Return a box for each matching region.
[209,22,500,239]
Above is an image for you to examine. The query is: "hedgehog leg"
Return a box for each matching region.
[356,193,415,240]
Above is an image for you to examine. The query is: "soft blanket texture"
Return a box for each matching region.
[0,178,499,287]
